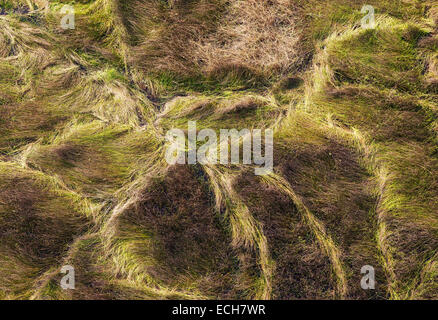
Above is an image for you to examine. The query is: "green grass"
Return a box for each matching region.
[0,0,437,300]
[0,162,92,299]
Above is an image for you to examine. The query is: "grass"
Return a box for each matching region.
[0,162,92,299]
[0,0,437,300]
[297,3,438,298]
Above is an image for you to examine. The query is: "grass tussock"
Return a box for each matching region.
[195,0,307,77]
[0,162,91,299]
[123,0,308,90]
[24,120,161,197]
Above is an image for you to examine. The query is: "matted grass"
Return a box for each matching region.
[0,0,437,300]
[0,162,92,299]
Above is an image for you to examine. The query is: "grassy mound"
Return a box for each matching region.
[0,162,91,299]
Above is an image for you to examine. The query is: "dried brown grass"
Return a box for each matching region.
[196,0,306,77]
[128,0,306,79]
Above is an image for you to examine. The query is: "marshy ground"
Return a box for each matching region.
[0,0,437,300]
